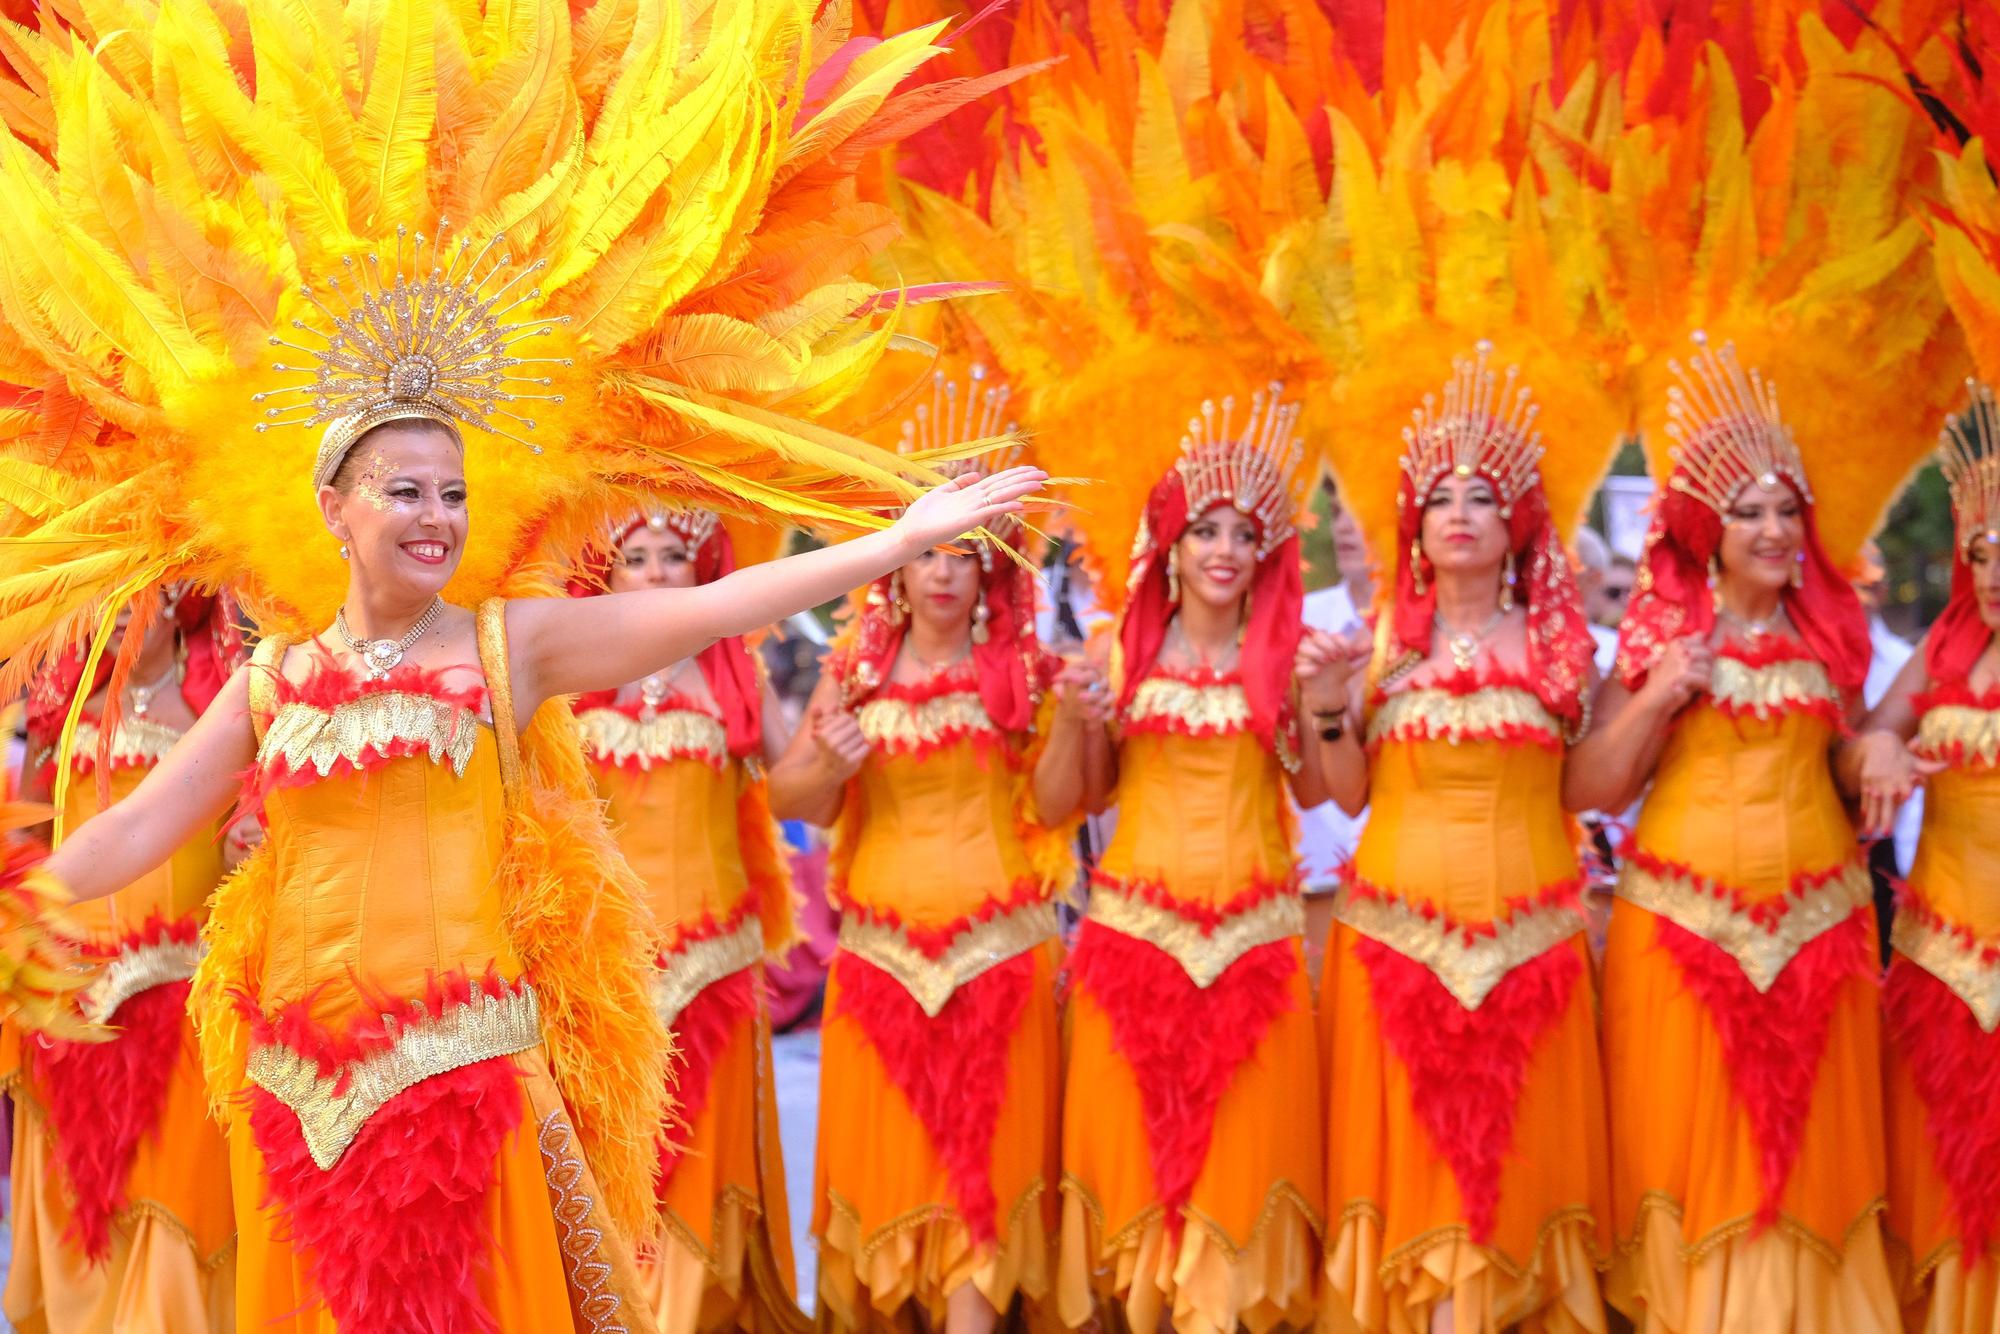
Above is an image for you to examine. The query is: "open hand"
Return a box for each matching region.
[895,468,1048,551]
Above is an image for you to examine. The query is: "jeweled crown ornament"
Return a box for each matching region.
[1176,382,1305,559]
[621,506,721,556]
[1664,332,1812,514]
[1398,342,1544,519]
[899,364,1025,549]
[253,220,575,490]
[1941,379,2000,556]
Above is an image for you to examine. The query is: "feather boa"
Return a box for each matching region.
[1067,919,1298,1234]
[1885,956,2000,1260]
[659,967,757,1194]
[828,949,1035,1243]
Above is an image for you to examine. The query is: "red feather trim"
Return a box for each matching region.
[829,878,1046,958]
[1119,666,1255,741]
[1625,850,1862,932]
[1342,869,1587,941]
[248,1056,523,1334]
[1885,955,2000,1260]
[1352,933,1580,1241]
[578,692,732,773]
[243,969,525,1078]
[1912,683,2000,768]
[1651,908,1871,1223]
[828,949,1034,1243]
[1067,919,1298,1235]
[659,967,758,1193]
[1702,640,1847,729]
[661,893,761,962]
[30,971,191,1261]
[1086,867,1297,933]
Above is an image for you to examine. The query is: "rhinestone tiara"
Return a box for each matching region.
[1663,332,1812,514]
[1941,379,2000,556]
[616,506,721,554]
[1175,382,1305,558]
[1398,342,1544,517]
[252,220,574,491]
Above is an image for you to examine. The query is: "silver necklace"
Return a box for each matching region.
[638,661,693,718]
[1434,607,1505,673]
[126,657,182,719]
[1718,604,1783,641]
[908,640,970,680]
[335,596,444,681]
[1168,618,1239,674]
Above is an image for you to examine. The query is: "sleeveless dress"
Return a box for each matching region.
[2,714,236,1333]
[1602,640,1897,1332]
[814,657,1064,1331]
[216,603,659,1334]
[1322,667,1609,1332]
[1883,680,2000,1332]
[578,688,804,1334]
[1059,666,1324,1334]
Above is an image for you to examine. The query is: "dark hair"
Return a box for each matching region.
[328,418,465,493]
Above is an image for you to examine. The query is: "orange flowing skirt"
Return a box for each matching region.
[1058,940,1322,1334]
[1319,929,1608,1334]
[2,1016,236,1334]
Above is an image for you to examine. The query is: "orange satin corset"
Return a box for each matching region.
[1354,686,1576,919]
[256,722,516,1032]
[1101,686,1292,903]
[1905,686,2000,936]
[1632,651,1853,895]
[62,749,222,945]
[581,704,750,934]
[840,677,1035,926]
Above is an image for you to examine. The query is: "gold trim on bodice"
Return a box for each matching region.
[1616,861,1870,992]
[81,935,201,1024]
[655,915,763,1030]
[1893,909,2000,1033]
[578,706,728,771]
[1364,686,1560,749]
[1085,885,1304,988]
[1707,656,1838,719]
[1333,888,1586,1010]
[1916,703,2000,768]
[247,985,542,1170]
[1123,676,1251,735]
[838,901,1056,1018]
[258,691,482,780]
[43,716,183,773]
[855,690,998,753]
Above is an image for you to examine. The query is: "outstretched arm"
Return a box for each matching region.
[44,668,258,902]
[508,469,1046,717]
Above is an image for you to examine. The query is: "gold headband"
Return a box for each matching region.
[1941,379,2000,557]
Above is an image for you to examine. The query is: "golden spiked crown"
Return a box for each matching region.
[618,507,722,554]
[898,364,1025,551]
[1663,332,1813,514]
[1397,343,1545,518]
[253,221,575,490]
[1175,383,1305,558]
[1941,380,2000,555]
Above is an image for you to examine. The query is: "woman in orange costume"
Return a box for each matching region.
[1301,348,1610,1334]
[1846,385,2000,1332]
[1569,336,1897,1331]
[2,588,242,1333]
[769,382,1092,1334]
[574,507,806,1334]
[1060,385,1328,1334]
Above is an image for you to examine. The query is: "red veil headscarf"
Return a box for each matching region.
[1380,350,1594,728]
[1116,387,1306,756]
[569,510,764,759]
[1929,383,2000,686]
[1615,339,1868,697]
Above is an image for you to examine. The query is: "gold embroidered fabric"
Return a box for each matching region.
[247,985,542,1170]
[1124,676,1251,735]
[1333,890,1586,1009]
[1894,911,2000,1033]
[45,717,183,773]
[855,690,998,752]
[1917,704,2000,768]
[655,916,763,1029]
[1706,656,1839,718]
[1364,686,1561,749]
[81,935,202,1024]
[838,902,1056,1018]
[538,1110,628,1334]
[578,707,728,770]
[258,692,482,780]
[1085,887,1304,988]
[1616,861,1870,992]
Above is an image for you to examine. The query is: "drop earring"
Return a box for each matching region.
[1708,554,1722,613]
[1500,550,1516,612]
[339,543,349,561]
[971,597,991,645]
[1165,546,1181,604]
[1410,538,1428,596]
[1790,552,1804,589]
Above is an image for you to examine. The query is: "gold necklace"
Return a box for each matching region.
[1433,607,1505,673]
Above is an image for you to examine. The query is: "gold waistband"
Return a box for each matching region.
[579,707,728,771]
[1365,686,1560,749]
[1708,656,1838,718]
[1334,888,1585,1010]
[259,692,482,781]
[838,901,1055,1018]
[655,916,763,1029]
[1893,909,2000,1033]
[1917,704,2000,768]
[1085,886,1303,988]
[82,935,202,1024]
[247,985,541,1170]
[1616,861,1870,992]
